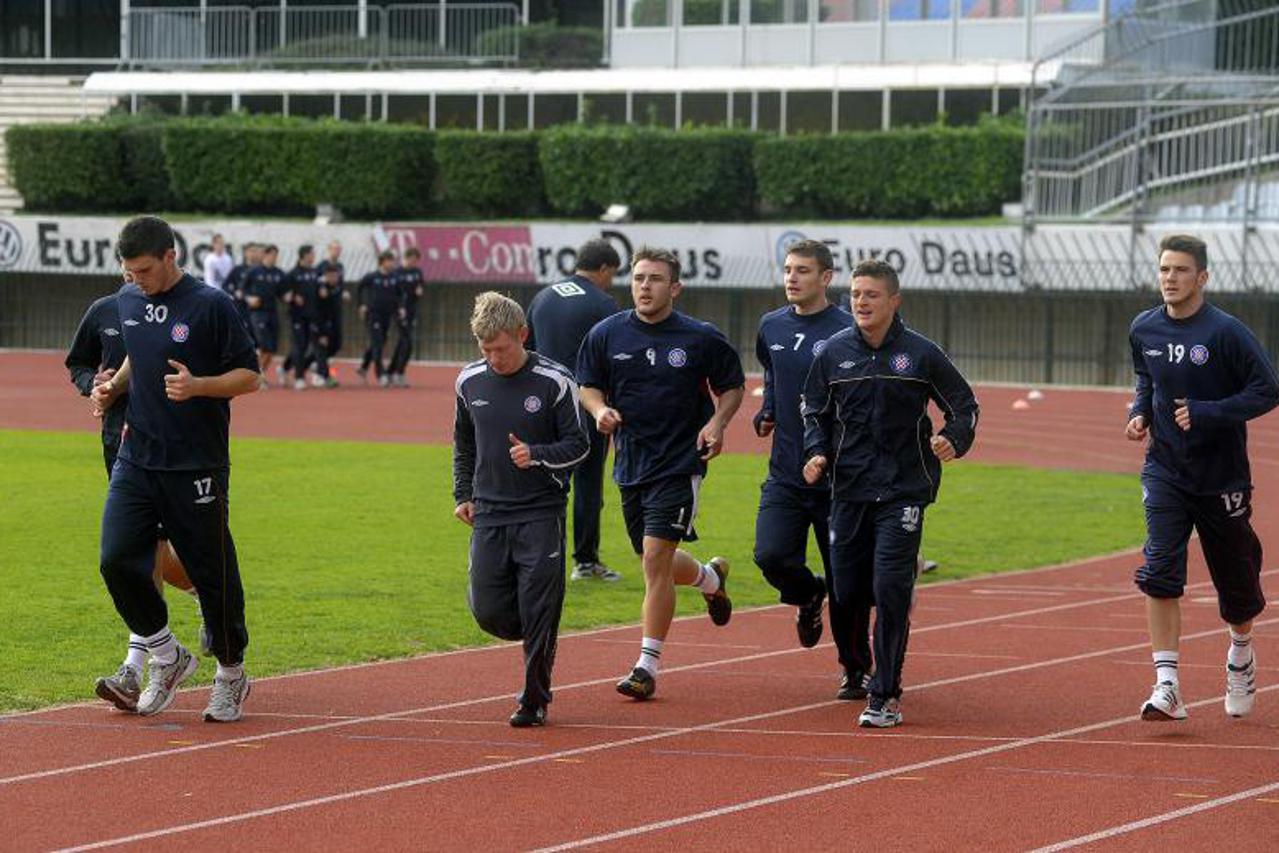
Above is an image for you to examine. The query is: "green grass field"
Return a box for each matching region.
[0,428,1145,712]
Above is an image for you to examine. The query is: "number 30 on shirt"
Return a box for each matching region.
[144,304,169,323]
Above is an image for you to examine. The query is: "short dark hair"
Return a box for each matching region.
[1159,234,1208,271]
[577,239,621,273]
[631,246,681,283]
[405,247,421,260]
[851,259,900,294]
[116,216,175,261]
[263,244,279,255]
[378,249,397,263]
[298,244,314,260]
[785,239,833,272]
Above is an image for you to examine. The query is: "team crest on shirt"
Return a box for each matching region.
[667,348,688,367]
[170,322,190,343]
[890,353,911,374]
[523,395,542,413]
[1189,344,1209,365]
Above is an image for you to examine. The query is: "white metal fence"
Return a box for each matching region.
[125,4,523,67]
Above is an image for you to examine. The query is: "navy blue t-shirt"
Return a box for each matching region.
[396,266,425,317]
[577,310,745,488]
[359,270,399,316]
[756,303,851,490]
[117,274,260,471]
[526,275,619,373]
[244,264,285,316]
[285,264,319,321]
[1129,302,1279,494]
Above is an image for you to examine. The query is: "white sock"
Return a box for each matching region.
[1229,629,1253,668]
[142,627,178,666]
[216,662,244,681]
[123,635,147,673]
[635,637,663,676]
[1153,651,1179,685]
[694,562,720,595]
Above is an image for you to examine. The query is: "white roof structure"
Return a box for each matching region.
[83,62,1057,97]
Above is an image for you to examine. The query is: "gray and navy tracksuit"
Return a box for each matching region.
[576,310,746,554]
[526,275,619,566]
[66,294,129,475]
[99,275,260,666]
[754,303,871,676]
[1129,302,1279,623]
[802,314,978,702]
[453,353,590,709]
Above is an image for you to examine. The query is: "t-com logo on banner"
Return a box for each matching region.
[382,225,536,284]
[0,220,23,269]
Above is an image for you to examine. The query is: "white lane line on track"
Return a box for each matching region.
[0,583,1160,787]
[528,682,1279,853]
[1030,778,1279,852]
[0,545,1152,722]
[48,616,1277,852]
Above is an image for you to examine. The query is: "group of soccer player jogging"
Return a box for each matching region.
[74,217,1274,730]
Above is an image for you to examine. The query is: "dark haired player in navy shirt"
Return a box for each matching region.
[244,244,285,385]
[578,247,745,700]
[527,238,622,582]
[1126,234,1279,723]
[316,240,348,361]
[92,216,260,723]
[753,240,874,701]
[803,259,977,728]
[67,285,205,712]
[281,244,319,390]
[357,250,400,387]
[387,247,425,388]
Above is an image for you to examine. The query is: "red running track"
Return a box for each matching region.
[2,352,1278,850]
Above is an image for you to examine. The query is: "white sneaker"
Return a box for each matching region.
[203,671,251,723]
[293,378,307,390]
[858,696,902,728]
[1141,680,1187,721]
[1225,652,1257,718]
[570,562,621,582]
[137,646,198,716]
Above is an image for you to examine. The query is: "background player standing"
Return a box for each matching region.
[453,292,590,727]
[1126,234,1278,721]
[577,247,745,701]
[803,259,978,728]
[92,216,260,722]
[387,247,424,388]
[753,240,873,701]
[527,239,622,582]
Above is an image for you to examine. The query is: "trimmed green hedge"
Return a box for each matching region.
[434,131,544,216]
[539,125,758,220]
[162,116,435,217]
[5,115,1022,220]
[755,120,1024,218]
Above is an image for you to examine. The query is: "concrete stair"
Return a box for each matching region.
[0,76,119,214]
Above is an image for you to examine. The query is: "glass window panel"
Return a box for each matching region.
[838,91,882,131]
[889,89,938,127]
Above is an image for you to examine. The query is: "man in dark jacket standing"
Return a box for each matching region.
[527,239,622,582]
[802,259,978,729]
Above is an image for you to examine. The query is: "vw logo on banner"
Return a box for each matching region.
[0,220,22,269]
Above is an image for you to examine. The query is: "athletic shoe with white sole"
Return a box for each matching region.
[703,557,732,626]
[837,668,871,701]
[203,672,251,723]
[1141,680,1187,721]
[1225,652,1257,718]
[570,562,622,582]
[94,664,142,712]
[508,703,547,727]
[616,667,656,700]
[136,646,198,717]
[858,696,903,728]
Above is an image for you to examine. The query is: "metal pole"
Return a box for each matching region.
[359,0,368,38]
[523,0,530,25]
[882,89,891,131]
[672,0,681,68]
[430,92,437,129]
[780,90,787,136]
[477,94,483,131]
[279,0,287,50]
[877,0,886,62]
[674,91,681,129]
[740,0,750,66]
[1242,106,1260,290]
[120,0,131,64]
[439,0,447,50]
[807,0,817,66]
[45,0,52,60]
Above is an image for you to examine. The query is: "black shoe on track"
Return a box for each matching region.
[616,667,656,700]
[796,579,826,648]
[508,703,546,727]
[703,557,732,627]
[837,669,871,701]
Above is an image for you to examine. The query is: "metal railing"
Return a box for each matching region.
[1022,1,1279,290]
[124,4,523,67]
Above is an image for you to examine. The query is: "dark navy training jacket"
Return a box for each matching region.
[1129,301,1279,495]
[802,314,978,505]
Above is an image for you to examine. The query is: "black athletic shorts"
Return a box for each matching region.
[620,474,701,554]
